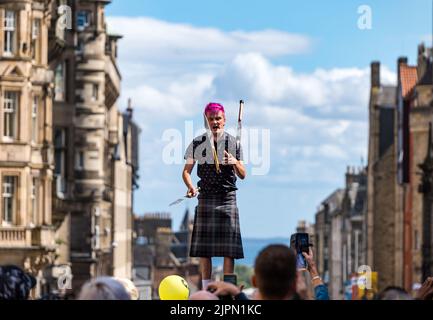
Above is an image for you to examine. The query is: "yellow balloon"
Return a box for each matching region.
[158,275,189,300]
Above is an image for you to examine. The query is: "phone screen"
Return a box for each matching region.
[296,253,307,270]
[299,234,309,253]
[223,274,237,286]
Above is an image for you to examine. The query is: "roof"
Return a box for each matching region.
[400,65,418,99]
[321,189,345,213]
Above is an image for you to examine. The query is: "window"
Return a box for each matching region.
[94,225,100,249]
[4,11,16,55]
[54,128,67,192]
[3,91,18,139]
[54,63,65,101]
[92,84,98,101]
[31,178,39,225]
[32,19,41,62]
[2,176,16,225]
[76,38,84,55]
[76,151,84,170]
[77,11,90,30]
[134,267,150,281]
[31,96,39,143]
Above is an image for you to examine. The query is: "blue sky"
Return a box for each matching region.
[106,1,432,237]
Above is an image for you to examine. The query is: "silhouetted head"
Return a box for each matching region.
[114,277,139,300]
[78,276,131,300]
[253,244,297,299]
[0,265,36,300]
[377,286,412,300]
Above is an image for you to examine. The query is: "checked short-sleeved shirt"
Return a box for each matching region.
[184,132,243,195]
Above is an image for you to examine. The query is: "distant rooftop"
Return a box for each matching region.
[400,65,418,99]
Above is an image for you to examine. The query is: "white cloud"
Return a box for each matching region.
[122,73,214,116]
[107,17,311,63]
[212,53,396,118]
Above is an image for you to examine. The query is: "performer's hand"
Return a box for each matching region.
[186,187,198,198]
[223,151,238,165]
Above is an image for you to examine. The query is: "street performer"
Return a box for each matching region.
[182,102,246,290]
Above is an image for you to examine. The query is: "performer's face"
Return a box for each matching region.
[206,110,225,136]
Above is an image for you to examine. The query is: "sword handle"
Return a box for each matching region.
[238,100,244,122]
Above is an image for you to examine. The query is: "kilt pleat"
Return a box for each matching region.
[190,191,244,259]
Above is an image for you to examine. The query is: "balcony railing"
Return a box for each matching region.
[0,227,31,247]
[0,226,55,248]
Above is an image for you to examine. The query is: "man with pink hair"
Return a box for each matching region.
[182,102,246,290]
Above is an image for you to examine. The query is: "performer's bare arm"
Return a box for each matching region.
[224,151,246,180]
[182,158,198,197]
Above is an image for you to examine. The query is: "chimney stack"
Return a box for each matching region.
[371,61,380,88]
[398,56,408,85]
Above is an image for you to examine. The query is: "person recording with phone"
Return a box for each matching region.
[291,233,329,300]
[301,247,329,300]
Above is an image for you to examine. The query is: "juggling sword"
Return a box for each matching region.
[169,187,201,207]
[237,100,244,153]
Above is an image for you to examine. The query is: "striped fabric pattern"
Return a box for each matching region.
[190,191,244,259]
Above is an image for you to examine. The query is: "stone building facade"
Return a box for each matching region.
[0,0,140,297]
[367,46,433,292]
[50,0,139,294]
[314,166,367,299]
[314,188,344,298]
[314,45,433,297]
[0,0,56,297]
[340,167,367,297]
[398,45,433,288]
[366,60,405,291]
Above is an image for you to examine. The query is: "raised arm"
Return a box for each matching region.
[302,248,330,300]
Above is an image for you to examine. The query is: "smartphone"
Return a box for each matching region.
[296,252,307,270]
[217,274,237,301]
[223,274,237,286]
[290,233,310,270]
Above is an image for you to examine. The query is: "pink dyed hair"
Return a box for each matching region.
[204,102,225,115]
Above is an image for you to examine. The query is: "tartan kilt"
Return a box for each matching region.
[190,191,244,259]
